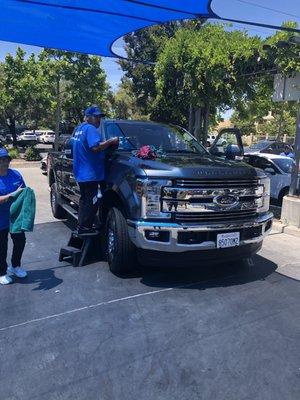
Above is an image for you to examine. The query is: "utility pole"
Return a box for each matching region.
[289,104,300,196]
[54,76,61,151]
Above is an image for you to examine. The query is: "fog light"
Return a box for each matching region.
[145,230,170,242]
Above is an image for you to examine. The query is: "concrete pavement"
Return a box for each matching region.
[1,166,299,400]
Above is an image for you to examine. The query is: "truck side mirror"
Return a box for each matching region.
[225,144,243,160]
[63,138,73,158]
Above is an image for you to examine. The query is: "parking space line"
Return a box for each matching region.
[0,287,175,332]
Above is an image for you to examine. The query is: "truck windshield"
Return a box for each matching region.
[105,122,207,155]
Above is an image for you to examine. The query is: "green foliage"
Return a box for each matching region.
[264,22,300,74]
[232,101,298,138]
[0,47,110,140]
[111,78,149,120]
[154,23,264,140]
[119,21,204,115]
[24,146,42,161]
[8,147,20,160]
[39,49,109,124]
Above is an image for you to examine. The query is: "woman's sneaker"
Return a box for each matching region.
[7,266,27,278]
[0,275,13,285]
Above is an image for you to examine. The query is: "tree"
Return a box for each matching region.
[0,47,32,144]
[119,20,204,115]
[39,50,109,125]
[232,22,299,139]
[154,24,265,142]
[111,78,148,120]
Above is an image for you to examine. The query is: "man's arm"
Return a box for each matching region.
[0,186,24,204]
[91,137,119,153]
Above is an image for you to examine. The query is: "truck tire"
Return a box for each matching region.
[105,207,137,274]
[50,183,67,219]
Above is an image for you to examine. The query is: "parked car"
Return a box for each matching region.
[244,140,289,155]
[244,153,300,204]
[17,130,37,146]
[37,130,55,144]
[47,121,272,274]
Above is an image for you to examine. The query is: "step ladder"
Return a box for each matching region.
[59,231,99,267]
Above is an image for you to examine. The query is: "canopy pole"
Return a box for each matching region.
[214,17,300,34]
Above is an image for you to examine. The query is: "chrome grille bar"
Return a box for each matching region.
[162,187,263,200]
[175,211,257,222]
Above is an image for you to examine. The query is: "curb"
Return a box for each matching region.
[272,220,300,238]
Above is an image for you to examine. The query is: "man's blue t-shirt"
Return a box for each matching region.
[72,122,105,183]
[0,169,26,230]
[280,152,295,159]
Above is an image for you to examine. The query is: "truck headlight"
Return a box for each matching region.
[257,176,270,213]
[136,179,171,219]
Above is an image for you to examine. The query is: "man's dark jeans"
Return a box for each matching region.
[0,228,26,276]
[78,181,104,230]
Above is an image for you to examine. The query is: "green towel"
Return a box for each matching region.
[9,187,36,233]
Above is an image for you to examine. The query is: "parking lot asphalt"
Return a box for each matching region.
[1,167,300,400]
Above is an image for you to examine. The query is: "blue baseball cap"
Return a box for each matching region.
[84,105,105,117]
[0,147,11,159]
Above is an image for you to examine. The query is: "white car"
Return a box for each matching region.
[36,130,55,143]
[40,131,55,144]
[18,130,37,143]
[245,153,299,204]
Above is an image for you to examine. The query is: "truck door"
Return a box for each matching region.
[209,128,244,160]
[60,138,80,205]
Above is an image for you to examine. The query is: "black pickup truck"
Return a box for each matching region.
[47,120,273,273]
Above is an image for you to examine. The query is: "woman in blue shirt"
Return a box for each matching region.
[0,148,27,285]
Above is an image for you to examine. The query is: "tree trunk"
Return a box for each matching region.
[193,107,202,142]
[188,104,194,133]
[8,118,17,146]
[202,102,210,144]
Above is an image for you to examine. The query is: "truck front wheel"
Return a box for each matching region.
[106,207,137,274]
[50,183,67,219]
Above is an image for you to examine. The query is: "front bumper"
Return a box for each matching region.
[127,212,273,253]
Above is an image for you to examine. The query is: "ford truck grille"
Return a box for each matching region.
[162,179,261,222]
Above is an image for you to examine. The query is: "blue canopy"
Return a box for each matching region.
[0,0,215,57]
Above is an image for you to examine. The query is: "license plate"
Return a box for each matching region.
[217,232,240,249]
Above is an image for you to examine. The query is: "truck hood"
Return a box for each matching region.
[123,152,260,180]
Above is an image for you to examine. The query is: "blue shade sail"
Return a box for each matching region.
[0,0,215,56]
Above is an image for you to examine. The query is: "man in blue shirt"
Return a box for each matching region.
[280,145,295,159]
[0,148,27,285]
[73,105,118,235]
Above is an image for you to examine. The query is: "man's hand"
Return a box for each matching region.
[108,137,119,146]
[12,186,24,196]
[91,137,119,153]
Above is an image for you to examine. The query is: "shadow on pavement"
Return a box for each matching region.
[17,266,64,291]
[119,254,278,292]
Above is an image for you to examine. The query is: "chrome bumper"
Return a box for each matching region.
[127,212,273,252]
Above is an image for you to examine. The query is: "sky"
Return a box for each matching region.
[0,0,299,92]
